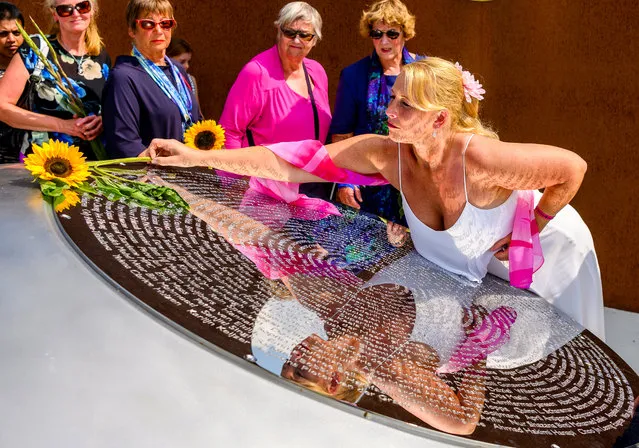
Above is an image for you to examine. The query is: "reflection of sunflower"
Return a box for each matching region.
[55,189,81,212]
[184,120,226,150]
[24,139,89,187]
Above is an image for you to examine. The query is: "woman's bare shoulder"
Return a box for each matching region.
[328,134,395,174]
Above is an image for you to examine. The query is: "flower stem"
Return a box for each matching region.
[88,157,151,168]
[90,166,132,183]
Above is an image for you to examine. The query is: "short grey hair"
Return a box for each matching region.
[274,2,322,41]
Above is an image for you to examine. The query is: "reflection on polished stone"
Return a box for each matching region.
[59,167,638,447]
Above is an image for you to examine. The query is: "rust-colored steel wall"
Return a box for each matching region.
[15,0,639,312]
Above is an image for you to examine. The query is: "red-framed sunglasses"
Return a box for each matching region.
[55,0,92,18]
[135,19,177,31]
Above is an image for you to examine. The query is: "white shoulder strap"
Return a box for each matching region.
[461,134,474,203]
[32,35,50,78]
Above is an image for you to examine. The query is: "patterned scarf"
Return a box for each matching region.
[366,47,417,135]
[132,45,193,132]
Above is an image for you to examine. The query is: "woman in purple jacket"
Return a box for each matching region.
[102,0,200,158]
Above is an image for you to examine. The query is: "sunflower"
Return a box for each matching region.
[55,189,81,212]
[24,139,90,187]
[184,120,226,150]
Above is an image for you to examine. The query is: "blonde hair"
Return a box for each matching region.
[44,0,104,56]
[359,0,416,40]
[402,57,498,139]
[125,0,174,31]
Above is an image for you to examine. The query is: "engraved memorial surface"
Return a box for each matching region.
[57,167,639,447]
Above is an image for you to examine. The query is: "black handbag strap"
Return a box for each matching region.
[302,62,320,141]
[246,63,320,146]
[246,129,255,147]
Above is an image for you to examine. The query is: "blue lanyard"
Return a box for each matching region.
[132,45,193,132]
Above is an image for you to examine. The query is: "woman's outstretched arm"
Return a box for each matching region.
[140,134,392,183]
[372,342,486,435]
[142,138,328,183]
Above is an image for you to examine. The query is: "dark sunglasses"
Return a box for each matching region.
[369,29,401,40]
[280,26,315,42]
[135,18,177,31]
[55,0,92,18]
[0,30,21,38]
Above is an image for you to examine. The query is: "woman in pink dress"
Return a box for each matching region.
[219,1,332,202]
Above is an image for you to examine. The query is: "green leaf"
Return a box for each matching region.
[76,182,98,195]
[40,181,67,197]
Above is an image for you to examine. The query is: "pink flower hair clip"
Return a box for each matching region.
[455,62,486,103]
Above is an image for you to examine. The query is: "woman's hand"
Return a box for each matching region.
[139,138,205,167]
[386,221,409,247]
[59,117,89,139]
[490,233,512,261]
[75,115,103,141]
[336,185,362,209]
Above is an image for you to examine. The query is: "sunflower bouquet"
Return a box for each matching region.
[24,139,189,214]
[16,18,107,160]
[184,120,226,150]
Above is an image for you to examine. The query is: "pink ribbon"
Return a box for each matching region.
[265,140,388,186]
[509,190,544,289]
[436,306,517,375]
[243,140,388,223]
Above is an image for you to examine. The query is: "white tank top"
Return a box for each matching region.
[400,135,519,283]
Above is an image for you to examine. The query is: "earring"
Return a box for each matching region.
[432,129,437,138]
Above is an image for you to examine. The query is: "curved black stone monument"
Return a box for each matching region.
[57,167,638,447]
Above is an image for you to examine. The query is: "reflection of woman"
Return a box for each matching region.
[330,0,424,224]
[0,0,110,160]
[141,57,604,338]
[278,285,498,436]
[219,1,331,200]
[102,0,200,158]
[161,178,497,436]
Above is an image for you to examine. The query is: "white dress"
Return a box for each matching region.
[399,135,605,340]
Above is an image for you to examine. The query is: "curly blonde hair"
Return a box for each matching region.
[402,57,498,139]
[359,0,416,40]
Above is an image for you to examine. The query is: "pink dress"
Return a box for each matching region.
[219,46,332,212]
[220,45,331,149]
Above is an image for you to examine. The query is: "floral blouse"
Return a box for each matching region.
[18,35,110,159]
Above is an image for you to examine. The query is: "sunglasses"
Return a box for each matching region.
[135,18,177,31]
[369,29,401,40]
[280,26,315,42]
[54,0,92,18]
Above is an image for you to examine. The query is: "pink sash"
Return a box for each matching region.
[265,140,388,186]
[437,306,517,375]
[509,190,544,288]
[247,140,388,222]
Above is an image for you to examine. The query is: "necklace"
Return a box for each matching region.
[59,39,87,76]
[69,53,86,76]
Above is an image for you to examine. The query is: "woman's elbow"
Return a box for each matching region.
[455,420,479,435]
[0,100,15,124]
[571,154,587,184]
[578,156,587,177]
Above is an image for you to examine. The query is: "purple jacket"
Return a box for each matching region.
[102,56,201,158]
